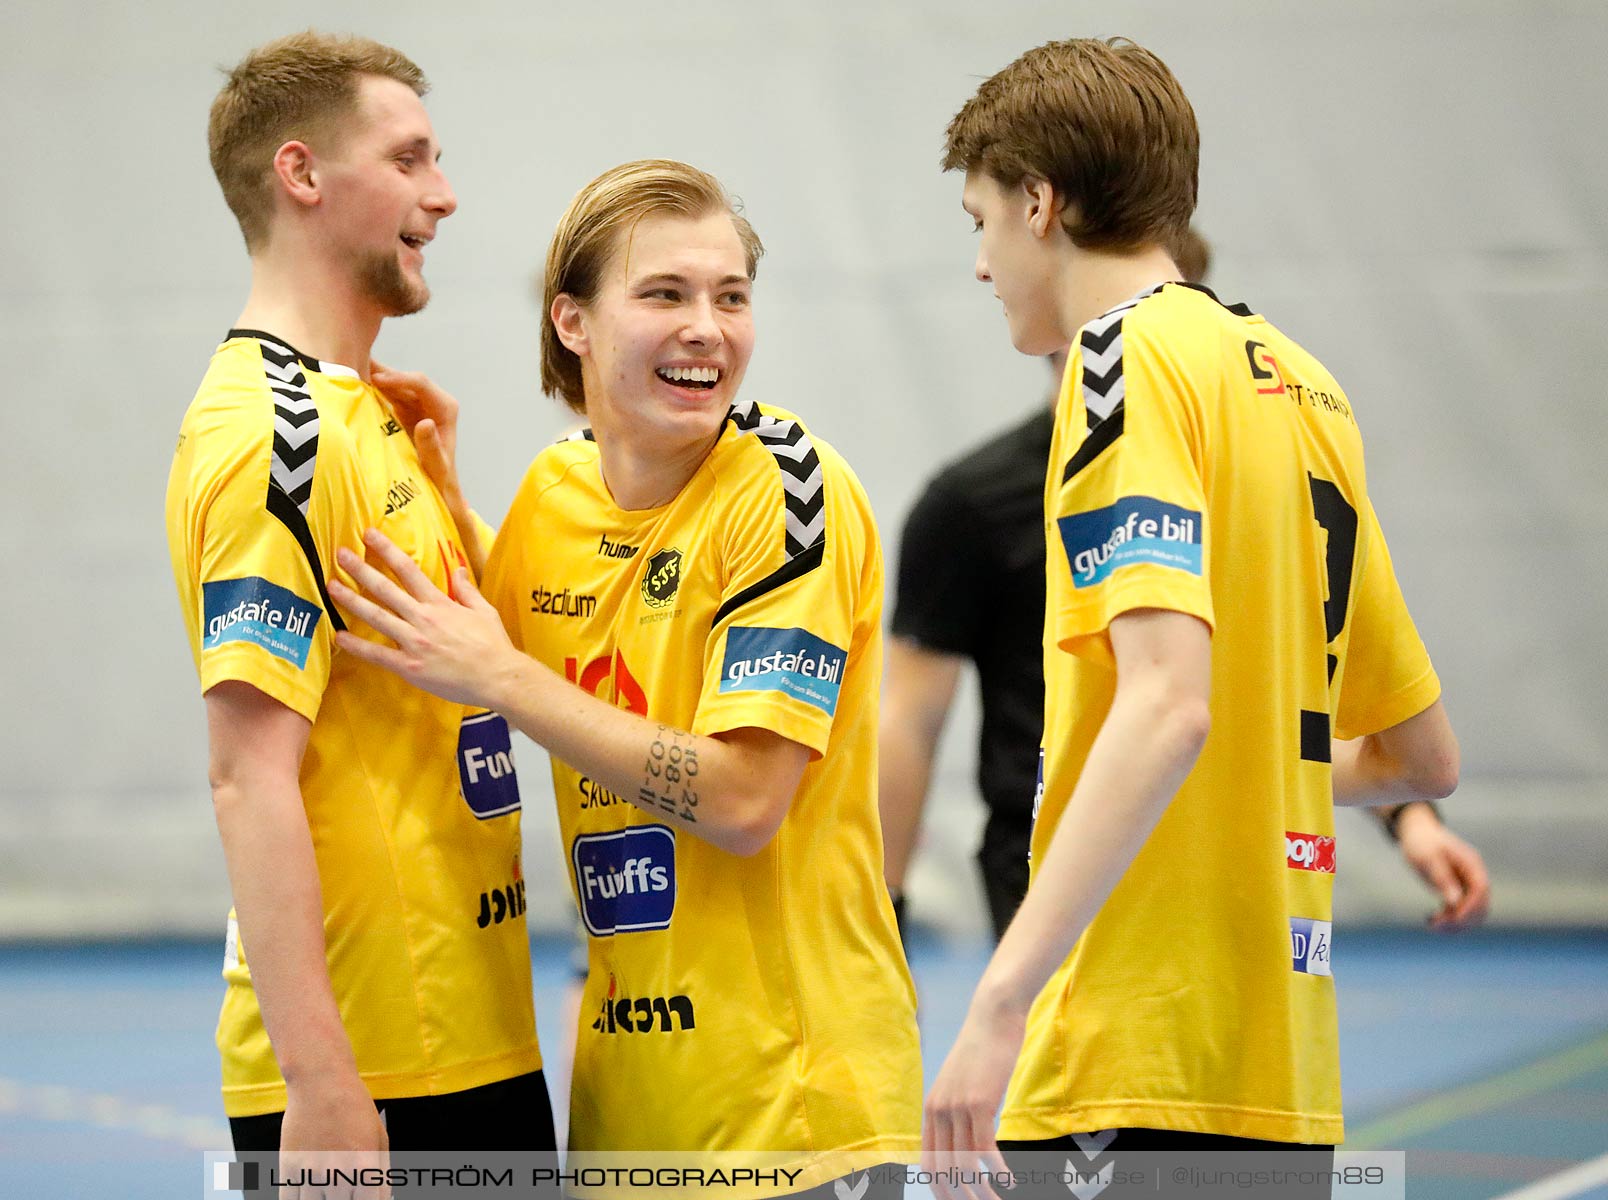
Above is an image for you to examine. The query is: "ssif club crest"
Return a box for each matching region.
[641,548,683,609]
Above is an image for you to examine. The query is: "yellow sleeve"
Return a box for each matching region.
[178,388,362,722]
[1333,501,1441,739]
[480,463,541,655]
[692,430,873,757]
[1049,319,1215,667]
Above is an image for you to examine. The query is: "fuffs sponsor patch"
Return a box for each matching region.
[719,626,846,716]
[201,576,322,668]
[572,825,676,937]
[458,711,521,818]
[1290,917,1333,976]
[1057,496,1203,589]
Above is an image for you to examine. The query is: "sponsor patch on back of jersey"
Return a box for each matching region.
[1290,917,1333,976]
[572,825,677,936]
[719,626,846,716]
[458,711,521,819]
[1286,831,1337,873]
[201,576,322,669]
[1057,496,1203,589]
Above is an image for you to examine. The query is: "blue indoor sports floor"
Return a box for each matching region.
[2,929,1605,1199]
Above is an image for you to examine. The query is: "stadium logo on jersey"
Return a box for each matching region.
[572,825,677,936]
[476,860,527,929]
[720,626,846,716]
[383,475,418,515]
[202,576,322,669]
[641,547,684,608]
[599,534,639,560]
[457,711,522,819]
[1290,917,1333,976]
[1058,496,1203,589]
[530,584,598,618]
[590,976,696,1034]
[1286,832,1337,873]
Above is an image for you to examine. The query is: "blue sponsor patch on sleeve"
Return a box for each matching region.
[572,825,677,936]
[458,711,522,819]
[201,576,323,669]
[718,626,847,716]
[1058,496,1203,589]
[1290,916,1334,977]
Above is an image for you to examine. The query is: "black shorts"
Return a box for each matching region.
[999,1129,1334,1200]
[229,1069,557,1195]
[976,822,1031,941]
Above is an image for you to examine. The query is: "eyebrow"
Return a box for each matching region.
[633,272,750,288]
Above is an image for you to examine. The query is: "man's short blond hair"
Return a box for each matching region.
[943,37,1198,254]
[541,160,764,414]
[208,30,427,250]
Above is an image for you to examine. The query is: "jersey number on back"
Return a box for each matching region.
[1300,474,1358,763]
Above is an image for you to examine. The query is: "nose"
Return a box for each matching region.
[974,246,991,284]
[680,295,723,348]
[426,163,458,219]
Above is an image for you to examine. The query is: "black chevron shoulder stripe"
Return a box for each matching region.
[241,332,346,633]
[713,399,829,623]
[1063,401,1125,484]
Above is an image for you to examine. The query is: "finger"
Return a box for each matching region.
[450,567,495,614]
[976,1125,1011,1193]
[964,1110,1003,1200]
[334,629,419,676]
[328,576,417,648]
[360,529,448,604]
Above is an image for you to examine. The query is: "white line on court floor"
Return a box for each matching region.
[0,1075,227,1148]
[1494,1151,1608,1200]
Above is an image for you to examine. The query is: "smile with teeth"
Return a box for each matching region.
[656,365,720,390]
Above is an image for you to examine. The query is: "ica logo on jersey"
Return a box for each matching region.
[1286,831,1336,873]
[720,626,847,716]
[565,650,649,715]
[1058,495,1203,589]
[202,576,322,669]
[458,711,521,819]
[572,825,677,936]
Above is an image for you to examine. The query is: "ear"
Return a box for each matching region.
[272,141,321,210]
[551,294,589,357]
[1023,178,1064,240]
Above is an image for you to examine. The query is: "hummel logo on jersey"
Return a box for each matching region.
[720,626,846,716]
[834,1175,869,1200]
[1286,832,1336,873]
[599,533,639,560]
[202,577,322,669]
[572,825,677,936]
[1058,496,1202,589]
[1290,917,1333,976]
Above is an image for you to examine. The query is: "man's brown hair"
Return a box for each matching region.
[209,31,427,250]
[541,159,764,414]
[942,37,1198,253]
[1173,226,1211,284]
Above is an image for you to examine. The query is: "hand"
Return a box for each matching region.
[922,987,1024,1200]
[279,1071,390,1199]
[1395,804,1491,930]
[328,529,521,711]
[370,363,485,578]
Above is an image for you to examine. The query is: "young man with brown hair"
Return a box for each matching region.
[166,31,552,1185]
[921,36,1459,1189]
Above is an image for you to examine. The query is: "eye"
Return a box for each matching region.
[396,155,418,170]
[719,289,750,307]
[643,287,681,302]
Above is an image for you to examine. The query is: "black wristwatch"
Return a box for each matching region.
[1383,800,1440,842]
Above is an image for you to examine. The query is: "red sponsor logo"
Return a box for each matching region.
[1286,831,1336,873]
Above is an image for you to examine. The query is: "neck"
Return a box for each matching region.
[235,241,384,378]
[591,414,721,512]
[1052,243,1182,342]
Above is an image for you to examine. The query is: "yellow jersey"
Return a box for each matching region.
[166,330,541,1117]
[999,284,1441,1145]
[482,401,920,1187]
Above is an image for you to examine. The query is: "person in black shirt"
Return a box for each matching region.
[879,230,1491,941]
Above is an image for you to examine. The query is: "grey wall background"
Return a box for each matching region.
[2,0,1604,939]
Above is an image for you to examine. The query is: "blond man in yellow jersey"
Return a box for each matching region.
[921,37,1460,1196]
[332,160,920,1197]
[165,31,551,1191]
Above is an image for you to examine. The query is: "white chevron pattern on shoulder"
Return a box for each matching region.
[724,400,827,560]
